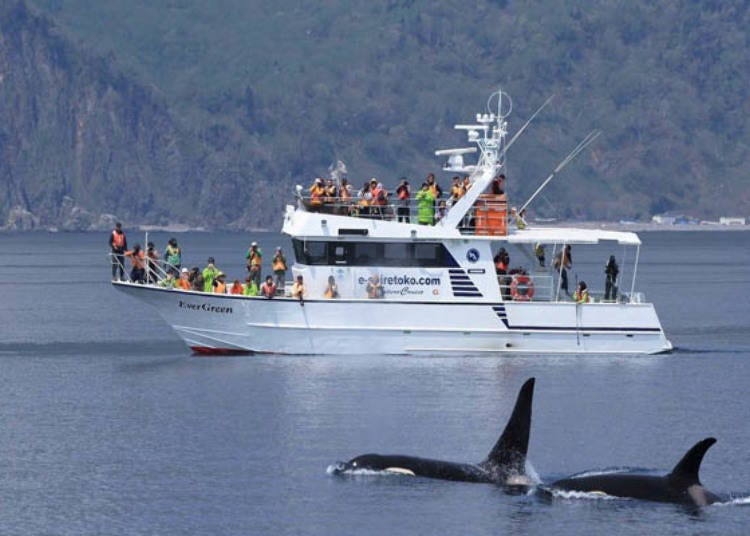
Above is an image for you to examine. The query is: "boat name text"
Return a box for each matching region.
[178,300,233,314]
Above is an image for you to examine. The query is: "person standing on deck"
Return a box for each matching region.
[146,242,160,284]
[202,257,220,293]
[395,178,411,223]
[164,238,182,277]
[109,222,127,281]
[416,183,436,225]
[449,176,464,205]
[554,245,572,298]
[246,242,263,287]
[604,255,619,302]
[271,247,287,295]
[426,173,442,201]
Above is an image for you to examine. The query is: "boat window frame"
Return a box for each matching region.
[291,238,457,268]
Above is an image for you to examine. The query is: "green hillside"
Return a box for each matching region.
[3,0,749,229]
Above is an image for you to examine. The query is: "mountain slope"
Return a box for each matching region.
[3,0,750,229]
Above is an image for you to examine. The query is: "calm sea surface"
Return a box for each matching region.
[0,230,749,535]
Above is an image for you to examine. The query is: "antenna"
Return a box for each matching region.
[519,130,601,214]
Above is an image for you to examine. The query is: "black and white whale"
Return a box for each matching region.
[550,437,721,505]
[330,377,534,485]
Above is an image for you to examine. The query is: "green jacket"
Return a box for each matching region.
[416,189,435,224]
[202,266,219,292]
[165,244,181,266]
[243,281,259,296]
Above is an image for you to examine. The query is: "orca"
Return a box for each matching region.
[550,437,721,505]
[330,378,535,485]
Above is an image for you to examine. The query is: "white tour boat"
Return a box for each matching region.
[113,91,673,355]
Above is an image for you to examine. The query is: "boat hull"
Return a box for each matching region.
[113,282,673,355]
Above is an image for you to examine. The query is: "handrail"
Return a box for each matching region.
[298,195,508,235]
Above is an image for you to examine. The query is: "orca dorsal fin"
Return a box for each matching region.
[669,437,717,484]
[483,378,535,474]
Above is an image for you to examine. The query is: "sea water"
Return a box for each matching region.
[0,230,749,535]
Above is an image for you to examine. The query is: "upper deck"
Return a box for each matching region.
[284,89,636,247]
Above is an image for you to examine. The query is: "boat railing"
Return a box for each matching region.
[108,253,175,284]
[298,194,508,235]
[498,273,646,304]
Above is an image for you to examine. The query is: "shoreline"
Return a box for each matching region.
[1,221,748,234]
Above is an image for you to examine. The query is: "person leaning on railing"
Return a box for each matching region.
[124,244,145,283]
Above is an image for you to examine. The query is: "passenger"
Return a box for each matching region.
[494,248,511,300]
[213,272,227,294]
[246,241,263,287]
[604,255,619,302]
[325,178,338,202]
[462,175,472,193]
[436,199,448,222]
[146,242,160,284]
[291,275,306,306]
[243,276,259,296]
[510,206,527,229]
[261,275,277,299]
[450,176,463,204]
[187,267,199,286]
[370,179,387,219]
[574,281,590,304]
[159,272,176,288]
[124,244,145,283]
[109,222,127,281]
[366,275,384,299]
[324,275,339,299]
[553,245,572,297]
[339,178,353,214]
[230,279,243,295]
[534,243,546,267]
[271,247,287,293]
[309,178,326,207]
[416,182,436,225]
[426,173,442,200]
[491,174,505,195]
[357,181,372,217]
[192,273,204,292]
[395,178,411,223]
[202,257,220,292]
[164,238,182,277]
[176,267,191,290]
[494,248,509,274]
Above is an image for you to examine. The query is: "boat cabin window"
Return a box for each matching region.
[292,239,456,267]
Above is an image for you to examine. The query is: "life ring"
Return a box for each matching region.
[510,275,535,301]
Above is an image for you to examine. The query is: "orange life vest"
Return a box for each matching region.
[230,282,243,295]
[248,250,261,267]
[214,281,227,294]
[111,230,125,249]
[310,184,325,205]
[272,255,287,272]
